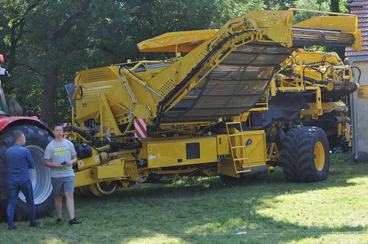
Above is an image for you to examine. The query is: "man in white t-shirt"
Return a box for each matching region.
[44,124,81,225]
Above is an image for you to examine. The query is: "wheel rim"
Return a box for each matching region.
[96,181,117,194]
[89,181,118,196]
[19,145,53,205]
[314,141,325,171]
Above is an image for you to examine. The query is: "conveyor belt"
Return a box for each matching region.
[162,44,293,121]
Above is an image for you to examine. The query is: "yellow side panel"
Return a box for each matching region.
[77,151,100,170]
[217,130,267,177]
[125,161,139,182]
[75,168,95,188]
[216,134,230,155]
[218,157,239,178]
[141,137,218,168]
[246,10,292,44]
[294,15,358,34]
[93,159,125,180]
[358,85,368,99]
[75,66,130,122]
[137,29,218,53]
[232,130,267,168]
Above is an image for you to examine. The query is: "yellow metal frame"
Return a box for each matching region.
[69,9,361,191]
[271,50,355,118]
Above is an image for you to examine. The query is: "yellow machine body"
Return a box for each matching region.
[67,9,361,195]
[139,136,218,168]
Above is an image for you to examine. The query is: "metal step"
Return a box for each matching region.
[234,157,248,161]
[231,145,247,149]
[236,169,252,173]
[224,121,242,125]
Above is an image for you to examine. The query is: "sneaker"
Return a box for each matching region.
[30,221,41,227]
[69,217,82,225]
[8,226,16,230]
[56,218,62,225]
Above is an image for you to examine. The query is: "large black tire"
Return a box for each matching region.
[0,125,54,220]
[281,126,330,182]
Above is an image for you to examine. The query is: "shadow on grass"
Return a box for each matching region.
[2,153,368,243]
[101,152,367,201]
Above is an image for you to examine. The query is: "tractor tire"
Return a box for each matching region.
[0,125,54,220]
[88,182,118,197]
[281,126,330,182]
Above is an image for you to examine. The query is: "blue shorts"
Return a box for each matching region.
[51,176,74,194]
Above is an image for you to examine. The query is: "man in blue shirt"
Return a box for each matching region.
[6,130,39,230]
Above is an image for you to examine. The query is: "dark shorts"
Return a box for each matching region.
[51,176,74,194]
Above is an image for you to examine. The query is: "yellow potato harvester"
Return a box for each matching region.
[65,9,361,196]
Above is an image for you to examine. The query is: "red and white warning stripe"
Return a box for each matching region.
[134,118,147,139]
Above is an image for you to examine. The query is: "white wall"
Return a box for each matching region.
[351,60,368,161]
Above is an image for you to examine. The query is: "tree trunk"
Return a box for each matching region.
[7,28,17,75]
[330,0,340,13]
[39,10,85,125]
[41,66,58,125]
[329,0,344,58]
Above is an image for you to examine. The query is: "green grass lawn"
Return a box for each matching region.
[1,153,368,243]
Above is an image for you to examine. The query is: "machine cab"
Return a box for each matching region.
[0,54,11,115]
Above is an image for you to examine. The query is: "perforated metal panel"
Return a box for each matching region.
[158,79,176,97]
[162,44,293,121]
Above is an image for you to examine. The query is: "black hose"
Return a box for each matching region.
[66,127,104,163]
[351,66,361,84]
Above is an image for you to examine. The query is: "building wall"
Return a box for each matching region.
[346,0,368,161]
[349,57,368,161]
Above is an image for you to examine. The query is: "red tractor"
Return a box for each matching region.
[0,54,54,220]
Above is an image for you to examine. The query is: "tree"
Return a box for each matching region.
[0,0,39,91]
[264,0,296,9]
[330,0,340,12]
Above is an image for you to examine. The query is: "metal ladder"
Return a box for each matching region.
[225,121,251,174]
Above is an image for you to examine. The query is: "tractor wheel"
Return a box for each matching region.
[281,126,330,182]
[0,125,54,220]
[88,182,118,197]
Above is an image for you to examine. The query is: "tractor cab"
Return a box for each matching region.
[0,54,9,115]
[0,54,23,116]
